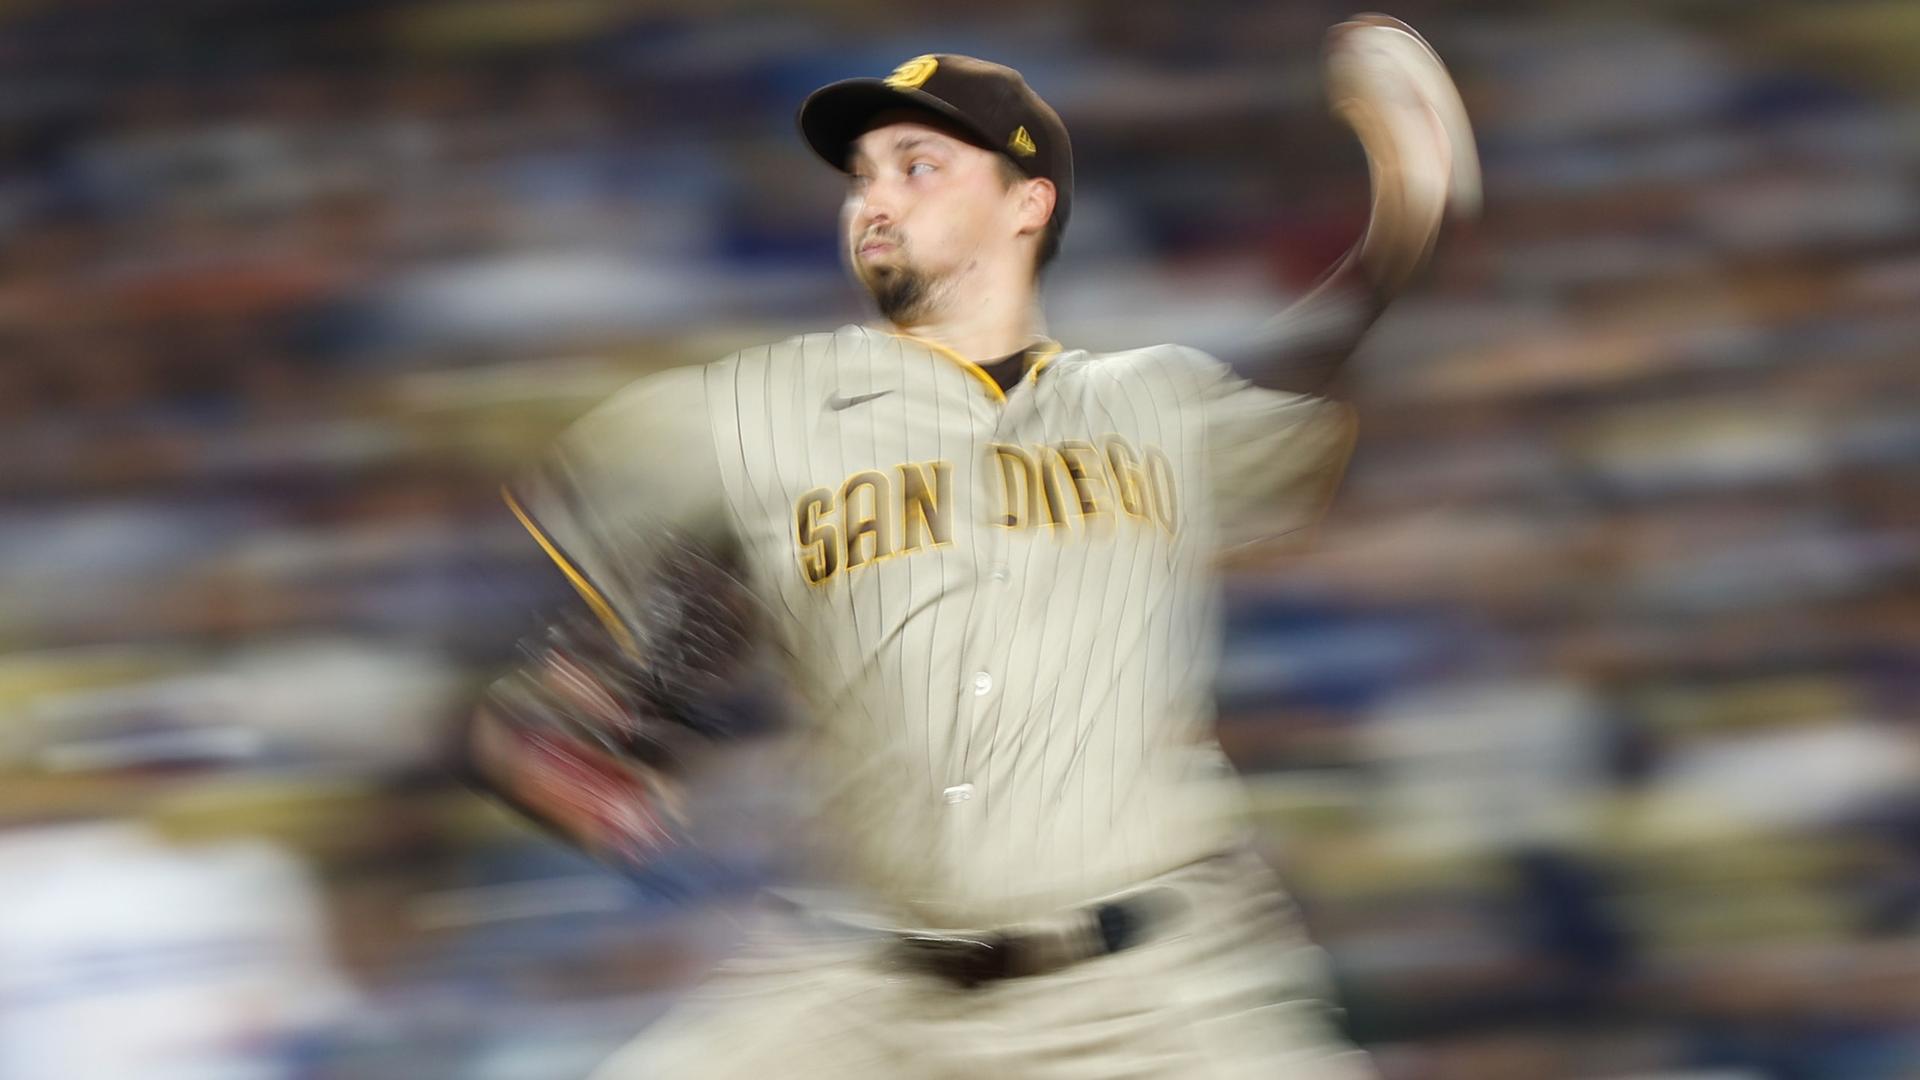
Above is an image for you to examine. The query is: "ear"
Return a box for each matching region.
[1014,177,1057,237]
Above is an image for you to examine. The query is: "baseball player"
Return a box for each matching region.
[462,15,1479,1078]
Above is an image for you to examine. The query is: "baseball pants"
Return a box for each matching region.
[589,851,1375,1079]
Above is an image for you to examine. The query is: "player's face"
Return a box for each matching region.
[844,117,1027,323]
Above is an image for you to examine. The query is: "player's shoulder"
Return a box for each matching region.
[594,326,855,401]
[1045,340,1229,394]
[587,360,716,422]
[700,324,879,380]
[734,324,869,359]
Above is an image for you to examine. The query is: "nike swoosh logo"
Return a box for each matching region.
[826,389,895,411]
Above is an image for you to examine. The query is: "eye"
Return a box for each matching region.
[848,173,872,191]
[907,161,936,177]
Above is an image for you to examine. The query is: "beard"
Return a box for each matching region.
[864,261,934,324]
[854,230,938,324]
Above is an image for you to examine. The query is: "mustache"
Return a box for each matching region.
[859,227,904,248]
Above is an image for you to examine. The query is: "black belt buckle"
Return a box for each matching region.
[1095,898,1143,954]
[898,932,1010,988]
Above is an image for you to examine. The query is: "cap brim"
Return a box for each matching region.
[797,79,995,172]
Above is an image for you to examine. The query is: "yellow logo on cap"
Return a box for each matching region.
[884,55,939,90]
[1008,126,1037,157]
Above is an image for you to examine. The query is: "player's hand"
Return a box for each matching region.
[462,609,706,865]
[1324,13,1481,297]
[467,700,687,865]
[459,526,763,869]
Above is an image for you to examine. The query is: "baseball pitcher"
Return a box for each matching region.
[461,15,1479,1078]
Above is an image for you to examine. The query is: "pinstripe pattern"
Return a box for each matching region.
[521,324,1353,931]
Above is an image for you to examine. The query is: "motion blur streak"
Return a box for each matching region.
[0,2,1914,1077]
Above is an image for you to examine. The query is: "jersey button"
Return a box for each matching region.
[942,783,975,804]
[971,671,993,696]
[990,565,1010,583]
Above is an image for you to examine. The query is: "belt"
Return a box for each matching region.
[889,886,1184,988]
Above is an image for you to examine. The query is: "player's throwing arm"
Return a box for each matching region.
[1325,13,1482,298]
[1232,15,1479,392]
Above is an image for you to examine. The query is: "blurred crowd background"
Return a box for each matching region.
[1,0,1916,1077]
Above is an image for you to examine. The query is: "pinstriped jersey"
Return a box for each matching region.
[518,323,1353,930]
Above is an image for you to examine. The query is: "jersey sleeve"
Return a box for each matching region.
[1187,347,1356,551]
[506,363,736,633]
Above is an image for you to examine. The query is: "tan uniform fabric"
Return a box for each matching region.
[518,324,1364,1075]
[589,852,1372,1080]
[521,324,1352,930]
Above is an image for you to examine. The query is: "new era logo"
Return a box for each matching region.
[1008,126,1037,157]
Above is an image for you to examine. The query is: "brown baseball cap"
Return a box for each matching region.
[798,53,1073,235]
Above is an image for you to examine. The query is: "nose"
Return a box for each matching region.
[855,176,899,233]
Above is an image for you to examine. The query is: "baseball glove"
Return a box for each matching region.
[462,520,764,865]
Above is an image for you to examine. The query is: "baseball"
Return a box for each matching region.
[1326,14,1482,292]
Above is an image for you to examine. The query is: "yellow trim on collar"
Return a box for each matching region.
[1026,340,1063,377]
[892,332,1007,402]
[883,331,1064,401]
